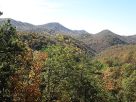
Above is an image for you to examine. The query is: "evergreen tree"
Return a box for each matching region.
[42,45,108,102]
[0,20,27,101]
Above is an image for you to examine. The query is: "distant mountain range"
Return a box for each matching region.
[0,18,89,36]
[0,18,136,53]
[79,30,136,52]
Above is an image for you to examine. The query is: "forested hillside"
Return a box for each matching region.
[0,20,107,102]
[0,20,136,102]
[1,18,136,53]
[94,45,136,102]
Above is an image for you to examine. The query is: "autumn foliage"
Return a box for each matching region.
[10,49,47,102]
[1,20,136,102]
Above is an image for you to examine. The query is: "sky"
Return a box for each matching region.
[0,0,136,35]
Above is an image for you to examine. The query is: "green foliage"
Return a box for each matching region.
[0,20,26,101]
[95,45,136,102]
[122,70,136,102]
[1,20,136,102]
[0,21,103,102]
[115,65,136,102]
[41,45,108,102]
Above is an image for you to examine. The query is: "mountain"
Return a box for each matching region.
[124,35,136,44]
[77,30,129,52]
[1,18,136,53]
[0,18,89,36]
[0,18,36,31]
[78,30,136,52]
[39,22,71,33]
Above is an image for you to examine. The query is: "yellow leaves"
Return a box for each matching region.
[29,70,35,78]
[75,47,80,52]
[32,51,47,75]
[78,64,84,70]
[56,34,64,42]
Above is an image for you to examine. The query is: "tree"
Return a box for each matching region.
[0,11,3,16]
[41,44,108,102]
[122,69,136,102]
[0,20,25,101]
[0,20,47,102]
[10,50,47,102]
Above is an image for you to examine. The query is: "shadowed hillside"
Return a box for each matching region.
[78,30,129,52]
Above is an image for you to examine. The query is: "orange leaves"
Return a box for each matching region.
[103,68,122,92]
[34,51,48,61]
[103,69,114,91]
[10,48,48,102]
[24,51,47,102]
[25,84,41,96]
[25,84,41,101]
[32,51,47,74]
[106,81,115,91]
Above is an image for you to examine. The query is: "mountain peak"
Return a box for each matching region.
[43,22,64,28]
[46,22,62,25]
[95,29,118,37]
[40,22,71,33]
[98,29,114,34]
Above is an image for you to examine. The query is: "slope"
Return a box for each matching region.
[18,31,96,56]
[78,30,130,52]
[0,18,89,36]
[93,45,136,102]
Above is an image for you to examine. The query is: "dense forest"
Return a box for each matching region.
[0,20,136,102]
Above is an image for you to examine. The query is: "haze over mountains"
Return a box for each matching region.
[0,18,136,53]
[0,18,89,36]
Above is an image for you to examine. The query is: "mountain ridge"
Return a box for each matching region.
[0,18,136,36]
[0,18,89,36]
[1,18,136,53]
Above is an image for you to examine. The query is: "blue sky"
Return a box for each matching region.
[0,0,136,35]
